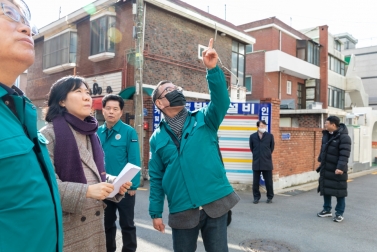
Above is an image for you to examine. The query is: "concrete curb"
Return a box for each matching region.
[275,167,377,195]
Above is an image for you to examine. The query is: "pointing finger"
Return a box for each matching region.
[208,38,213,49]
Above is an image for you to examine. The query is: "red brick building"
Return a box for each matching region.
[233,18,365,188]
[27,0,255,171]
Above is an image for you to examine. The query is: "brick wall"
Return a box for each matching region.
[247,27,279,52]
[280,114,321,128]
[261,98,322,181]
[143,4,232,91]
[26,1,134,106]
[280,73,305,103]
[281,32,297,57]
[246,51,265,100]
[277,127,322,177]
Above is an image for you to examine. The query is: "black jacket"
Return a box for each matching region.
[249,131,275,171]
[318,124,351,197]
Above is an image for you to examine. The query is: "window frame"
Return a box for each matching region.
[305,80,320,109]
[43,30,77,70]
[328,85,345,109]
[90,14,116,56]
[334,40,341,51]
[296,40,319,66]
[287,80,292,95]
[198,44,207,60]
[297,83,305,109]
[231,40,246,87]
[328,54,346,76]
[245,75,252,94]
[246,44,253,54]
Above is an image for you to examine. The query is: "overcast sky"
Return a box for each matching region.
[27,0,377,48]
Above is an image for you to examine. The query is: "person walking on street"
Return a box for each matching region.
[148,38,240,252]
[317,116,351,222]
[0,1,63,251]
[98,94,141,252]
[249,120,275,204]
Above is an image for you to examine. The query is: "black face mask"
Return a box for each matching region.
[165,90,186,107]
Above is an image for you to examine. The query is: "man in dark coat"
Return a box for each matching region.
[249,120,275,204]
[317,116,351,222]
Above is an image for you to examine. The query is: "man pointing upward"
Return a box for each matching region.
[149,38,239,252]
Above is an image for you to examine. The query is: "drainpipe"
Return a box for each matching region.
[122,50,128,89]
[278,30,282,100]
[279,72,281,100]
[73,66,77,76]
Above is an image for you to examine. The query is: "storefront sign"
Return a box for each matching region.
[153,102,272,131]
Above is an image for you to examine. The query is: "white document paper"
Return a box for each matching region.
[107,163,141,198]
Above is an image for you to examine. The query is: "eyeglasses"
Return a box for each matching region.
[157,85,183,99]
[1,3,38,36]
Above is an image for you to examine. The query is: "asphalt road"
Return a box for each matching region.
[115,171,377,252]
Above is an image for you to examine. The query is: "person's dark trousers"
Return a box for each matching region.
[172,210,228,252]
[252,170,274,200]
[104,194,136,252]
[323,195,346,216]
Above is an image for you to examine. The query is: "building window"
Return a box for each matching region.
[287,81,292,95]
[245,75,252,94]
[231,40,245,86]
[328,86,345,109]
[246,44,253,53]
[90,15,116,56]
[43,31,77,69]
[198,44,207,60]
[328,55,345,76]
[296,40,319,66]
[305,80,320,109]
[297,83,305,109]
[334,40,341,51]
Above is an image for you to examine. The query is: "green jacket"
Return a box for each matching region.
[98,120,141,190]
[148,66,233,218]
[0,86,63,252]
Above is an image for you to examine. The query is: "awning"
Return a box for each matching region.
[119,86,154,100]
[92,97,103,110]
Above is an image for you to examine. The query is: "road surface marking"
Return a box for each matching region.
[135,222,243,251]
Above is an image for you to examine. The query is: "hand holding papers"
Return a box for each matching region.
[107,163,141,198]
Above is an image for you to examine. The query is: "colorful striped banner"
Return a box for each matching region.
[223,158,252,163]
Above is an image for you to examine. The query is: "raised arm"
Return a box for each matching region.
[202,38,230,131]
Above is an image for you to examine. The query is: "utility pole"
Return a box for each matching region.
[133,0,145,186]
[225,4,226,21]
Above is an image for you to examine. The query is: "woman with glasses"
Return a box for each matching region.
[0,1,63,251]
[41,76,132,252]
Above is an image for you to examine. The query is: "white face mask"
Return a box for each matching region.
[258,128,266,133]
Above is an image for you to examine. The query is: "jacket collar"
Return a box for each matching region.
[0,83,24,96]
[101,119,122,133]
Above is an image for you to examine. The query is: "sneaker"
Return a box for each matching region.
[253,199,260,204]
[333,215,344,222]
[317,210,332,217]
[266,199,272,203]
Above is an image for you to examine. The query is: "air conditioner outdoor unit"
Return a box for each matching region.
[308,102,323,109]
